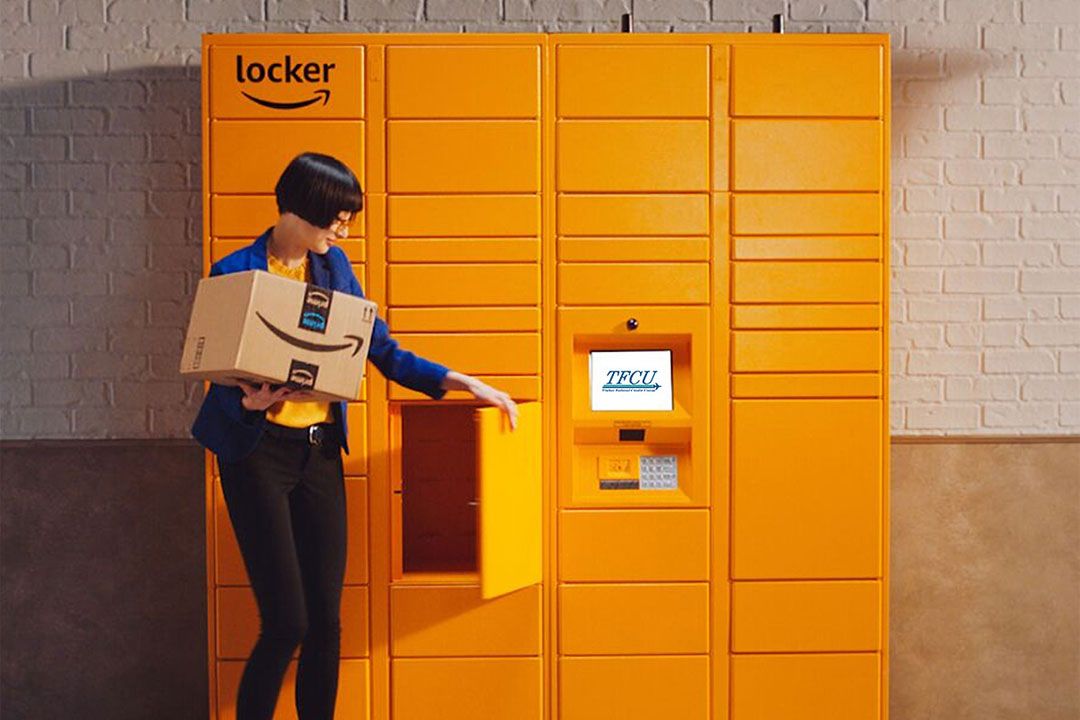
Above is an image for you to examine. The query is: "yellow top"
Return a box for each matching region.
[263,251,335,428]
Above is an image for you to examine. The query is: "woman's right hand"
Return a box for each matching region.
[237,381,297,411]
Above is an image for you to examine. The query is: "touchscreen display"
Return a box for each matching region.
[589,350,673,411]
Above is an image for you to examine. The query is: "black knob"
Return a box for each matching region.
[626,317,638,331]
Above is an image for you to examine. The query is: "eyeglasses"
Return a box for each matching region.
[327,213,355,239]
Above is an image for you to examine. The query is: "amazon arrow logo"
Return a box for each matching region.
[256,311,367,356]
[235,54,336,111]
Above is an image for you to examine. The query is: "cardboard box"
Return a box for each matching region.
[180,270,376,402]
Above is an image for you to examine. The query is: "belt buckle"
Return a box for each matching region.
[308,425,322,446]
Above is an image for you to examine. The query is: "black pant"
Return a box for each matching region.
[218,425,347,720]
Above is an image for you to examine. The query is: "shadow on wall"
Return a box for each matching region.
[1,66,206,440]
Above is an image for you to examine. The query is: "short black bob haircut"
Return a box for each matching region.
[274,152,364,229]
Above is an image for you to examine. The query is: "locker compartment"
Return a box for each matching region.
[732,304,882,330]
[732,580,881,652]
[387,120,539,193]
[732,261,881,304]
[391,657,542,720]
[731,44,883,117]
[343,402,368,476]
[215,477,369,586]
[392,333,540,376]
[217,658,369,720]
[390,375,539,402]
[731,653,880,720]
[556,45,709,118]
[388,307,540,333]
[388,264,540,306]
[732,120,882,191]
[390,583,541,656]
[732,329,882,373]
[559,656,709,720]
[210,120,364,194]
[209,45,365,119]
[558,263,709,305]
[388,237,539,263]
[209,240,249,263]
[731,193,881,235]
[386,45,540,118]
[558,510,709,582]
[732,235,880,261]
[557,120,709,192]
[558,583,709,655]
[732,399,882,579]
[731,373,881,399]
[216,585,369,659]
[210,195,279,237]
[388,195,539,237]
[392,403,541,600]
[558,194,708,236]
[559,236,709,263]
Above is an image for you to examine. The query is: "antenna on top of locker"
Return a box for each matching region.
[621,0,633,32]
[772,13,785,33]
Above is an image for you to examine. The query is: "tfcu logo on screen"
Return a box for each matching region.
[601,370,662,393]
[235,54,336,110]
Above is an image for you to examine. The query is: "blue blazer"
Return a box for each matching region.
[189,228,449,463]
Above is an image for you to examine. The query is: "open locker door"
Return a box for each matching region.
[476,402,542,600]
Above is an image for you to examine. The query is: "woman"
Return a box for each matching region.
[190,152,518,720]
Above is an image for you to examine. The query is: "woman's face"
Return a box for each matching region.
[295,210,355,255]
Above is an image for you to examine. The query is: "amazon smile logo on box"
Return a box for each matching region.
[235,54,336,110]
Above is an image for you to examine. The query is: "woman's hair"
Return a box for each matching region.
[274,152,364,229]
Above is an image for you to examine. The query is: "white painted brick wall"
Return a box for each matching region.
[1,0,1078,437]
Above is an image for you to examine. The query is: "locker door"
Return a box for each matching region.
[476,402,542,599]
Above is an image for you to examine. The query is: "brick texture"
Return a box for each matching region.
[1,0,1078,437]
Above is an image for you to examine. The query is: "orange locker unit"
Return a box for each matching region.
[201,32,890,720]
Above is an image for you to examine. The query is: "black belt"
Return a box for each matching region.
[263,421,341,448]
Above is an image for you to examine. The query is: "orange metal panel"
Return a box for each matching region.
[731,193,881,235]
[732,580,881,652]
[559,656,709,720]
[558,262,709,305]
[210,120,365,194]
[387,307,540,333]
[731,372,881,399]
[386,45,540,118]
[559,236,709,262]
[556,45,709,117]
[478,402,543,599]
[731,654,880,719]
[217,585,369,659]
[732,235,880,260]
[388,375,540,401]
[732,119,882,191]
[387,238,539,263]
[557,120,708,192]
[388,195,540,237]
[388,264,540,306]
[732,261,881,304]
[344,476,370,585]
[731,304,882,329]
[558,583,709,655]
[732,399,882,579]
[558,510,709,582]
[217,659,369,719]
[732,329,882,372]
[392,333,540,376]
[558,194,708,236]
[210,195,280,237]
[391,657,542,720]
[731,44,882,117]
[343,403,368,476]
[209,45,365,119]
[387,120,540,193]
[390,584,541,656]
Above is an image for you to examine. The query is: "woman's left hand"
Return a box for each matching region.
[442,371,518,430]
